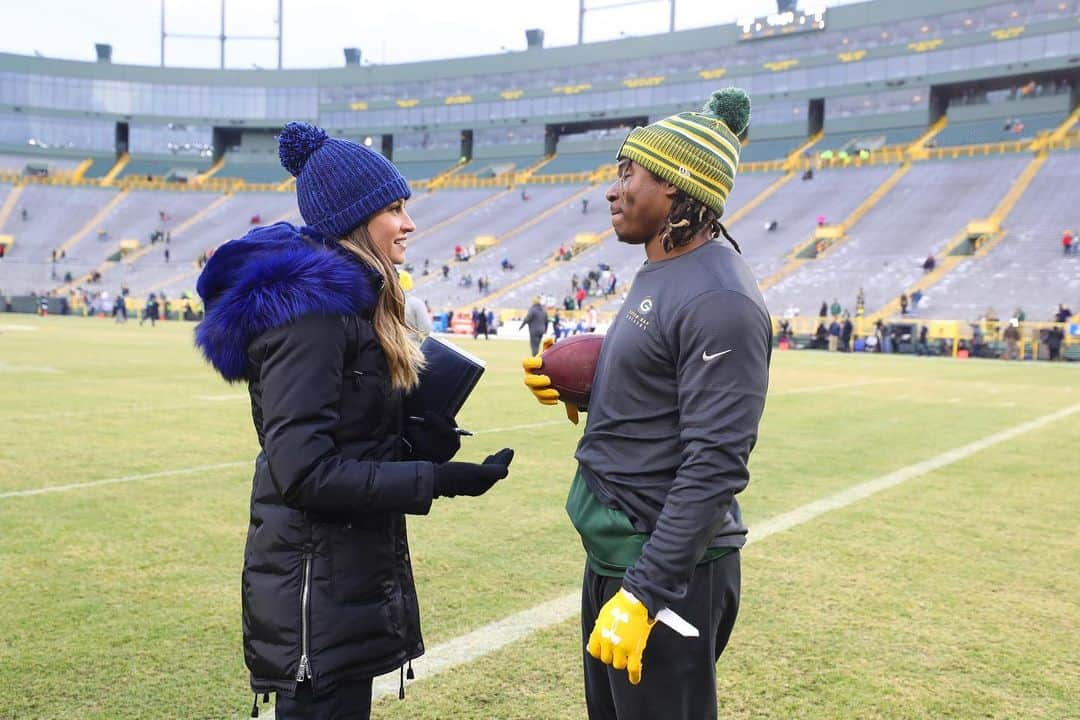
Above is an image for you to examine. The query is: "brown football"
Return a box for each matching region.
[540,334,604,407]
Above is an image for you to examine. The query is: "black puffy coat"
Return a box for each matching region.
[195,223,434,696]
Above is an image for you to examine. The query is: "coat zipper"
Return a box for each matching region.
[296,552,313,682]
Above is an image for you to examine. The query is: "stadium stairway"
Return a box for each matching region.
[423,160,471,190]
[1036,104,1080,149]
[873,151,1050,320]
[403,188,512,251]
[100,153,129,187]
[907,116,949,160]
[52,190,130,259]
[724,172,794,227]
[758,162,911,292]
[0,183,24,227]
[118,192,300,295]
[782,131,824,168]
[70,157,94,182]
[914,150,1079,321]
[54,191,233,295]
[764,156,1029,317]
[737,166,897,284]
[191,156,226,184]
[0,184,123,292]
[146,203,303,296]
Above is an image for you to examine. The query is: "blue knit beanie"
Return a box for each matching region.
[278,122,411,238]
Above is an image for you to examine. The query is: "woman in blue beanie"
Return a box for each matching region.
[195,122,514,719]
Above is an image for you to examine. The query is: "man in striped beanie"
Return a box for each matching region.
[523,88,772,719]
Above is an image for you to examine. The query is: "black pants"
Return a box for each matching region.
[529,331,544,356]
[581,552,740,720]
[274,678,372,720]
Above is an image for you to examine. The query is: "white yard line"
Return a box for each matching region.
[471,419,567,434]
[0,461,250,499]
[358,400,1080,704]
[0,362,61,373]
[770,378,899,396]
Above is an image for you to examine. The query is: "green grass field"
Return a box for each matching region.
[1,315,1077,719]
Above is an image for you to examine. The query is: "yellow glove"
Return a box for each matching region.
[522,337,580,424]
[586,588,656,685]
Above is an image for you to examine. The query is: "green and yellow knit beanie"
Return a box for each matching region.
[617,88,751,218]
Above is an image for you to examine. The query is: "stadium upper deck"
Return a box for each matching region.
[0,0,1077,164]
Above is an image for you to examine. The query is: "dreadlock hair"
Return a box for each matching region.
[659,187,742,255]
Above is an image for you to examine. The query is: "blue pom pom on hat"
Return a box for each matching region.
[278,122,411,238]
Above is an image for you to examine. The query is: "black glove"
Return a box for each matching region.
[433,448,514,498]
[404,411,461,463]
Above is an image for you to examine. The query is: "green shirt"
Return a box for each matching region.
[566,470,732,578]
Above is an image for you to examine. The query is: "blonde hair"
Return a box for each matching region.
[339,225,425,391]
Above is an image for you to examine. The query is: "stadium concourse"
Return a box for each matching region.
[1,0,1079,363]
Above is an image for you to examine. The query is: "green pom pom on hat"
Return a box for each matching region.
[616,87,751,217]
[702,87,751,137]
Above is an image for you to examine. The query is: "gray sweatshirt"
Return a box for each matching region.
[574,240,771,614]
[520,303,548,335]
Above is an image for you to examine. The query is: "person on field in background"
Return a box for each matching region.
[139,293,159,327]
[520,297,548,355]
[113,293,127,323]
[1003,319,1022,360]
[194,122,514,720]
[828,317,841,352]
[1045,325,1064,361]
[523,88,770,720]
[399,270,430,346]
[473,306,489,340]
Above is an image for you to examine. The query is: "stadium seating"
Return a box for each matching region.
[101,192,300,296]
[534,151,613,175]
[394,158,458,181]
[455,154,540,178]
[220,156,290,184]
[763,156,1029,318]
[0,184,121,293]
[499,171,781,311]
[402,188,503,255]
[405,186,585,286]
[420,185,606,309]
[0,153,84,174]
[740,137,805,163]
[80,155,121,179]
[933,112,1065,147]
[121,156,211,181]
[818,126,925,153]
[737,166,899,282]
[922,151,1080,322]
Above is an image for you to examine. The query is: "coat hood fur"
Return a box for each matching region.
[195,221,378,382]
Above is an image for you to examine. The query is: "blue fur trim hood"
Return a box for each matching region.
[194,221,378,382]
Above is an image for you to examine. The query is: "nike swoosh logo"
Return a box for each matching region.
[702,349,733,361]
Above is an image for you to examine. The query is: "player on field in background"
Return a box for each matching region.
[522,88,771,720]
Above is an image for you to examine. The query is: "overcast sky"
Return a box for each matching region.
[0,0,862,69]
